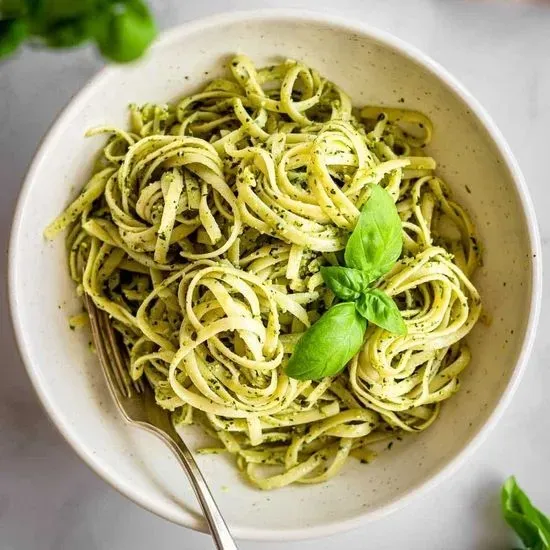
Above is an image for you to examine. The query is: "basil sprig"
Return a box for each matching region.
[502,477,550,550]
[286,185,406,381]
[319,266,375,301]
[0,0,157,63]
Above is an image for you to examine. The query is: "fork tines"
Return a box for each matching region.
[84,293,144,398]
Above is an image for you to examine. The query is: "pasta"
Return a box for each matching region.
[46,54,481,490]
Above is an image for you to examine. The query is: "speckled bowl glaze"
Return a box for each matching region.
[9,10,542,541]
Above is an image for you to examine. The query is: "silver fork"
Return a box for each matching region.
[84,294,238,550]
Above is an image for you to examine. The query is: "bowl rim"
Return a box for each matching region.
[9,8,543,542]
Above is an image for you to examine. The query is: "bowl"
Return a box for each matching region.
[9,9,542,541]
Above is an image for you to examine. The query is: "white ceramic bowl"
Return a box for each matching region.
[9,10,542,541]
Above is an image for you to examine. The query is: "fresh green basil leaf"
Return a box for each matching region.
[42,16,91,48]
[344,184,403,276]
[335,248,345,266]
[28,0,98,21]
[0,0,27,19]
[320,266,377,301]
[93,0,156,62]
[502,476,550,549]
[0,18,27,57]
[285,302,367,381]
[25,0,103,50]
[356,288,406,335]
[21,0,41,16]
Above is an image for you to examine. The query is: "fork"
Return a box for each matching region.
[84,294,238,550]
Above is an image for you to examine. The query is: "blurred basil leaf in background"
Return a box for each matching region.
[93,0,157,62]
[0,0,156,61]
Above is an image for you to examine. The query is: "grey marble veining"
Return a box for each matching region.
[1,1,549,549]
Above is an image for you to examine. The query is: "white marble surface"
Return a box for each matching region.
[1,1,549,549]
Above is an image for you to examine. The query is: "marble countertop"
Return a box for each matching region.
[1,1,549,549]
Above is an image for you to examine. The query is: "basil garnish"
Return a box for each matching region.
[286,185,406,381]
[502,477,550,550]
[285,303,367,381]
[320,266,375,302]
[356,288,406,336]
[344,184,403,275]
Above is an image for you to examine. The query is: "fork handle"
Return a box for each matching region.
[164,436,238,549]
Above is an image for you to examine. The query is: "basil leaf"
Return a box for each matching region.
[356,288,406,335]
[0,18,27,57]
[29,0,98,19]
[43,16,91,48]
[93,0,156,63]
[502,477,550,549]
[0,0,157,62]
[345,184,403,276]
[320,266,377,301]
[26,0,98,32]
[1,0,27,18]
[285,302,367,381]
